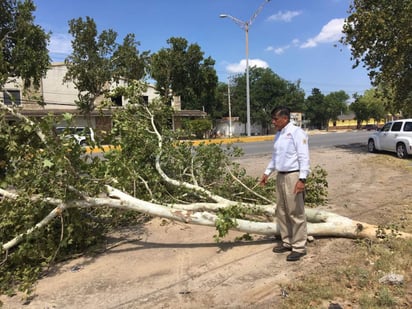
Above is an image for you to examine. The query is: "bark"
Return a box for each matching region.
[2,186,411,252]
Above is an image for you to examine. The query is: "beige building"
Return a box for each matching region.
[2,62,206,133]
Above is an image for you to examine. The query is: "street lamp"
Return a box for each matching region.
[227,77,232,138]
[220,0,271,137]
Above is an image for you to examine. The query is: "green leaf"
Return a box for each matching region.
[42,159,54,168]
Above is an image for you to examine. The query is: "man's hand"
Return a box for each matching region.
[294,180,305,194]
[259,174,269,186]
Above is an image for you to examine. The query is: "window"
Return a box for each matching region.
[404,122,412,132]
[3,90,21,105]
[391,122,402,132]
[381,122,392,132]
[111,95,122,107]
[142,96,149,105]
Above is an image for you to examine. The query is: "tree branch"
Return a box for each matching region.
[0,102,46,143]
[2,184,411,253]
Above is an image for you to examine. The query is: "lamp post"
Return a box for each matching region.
[227,77,232,137]
[220,0,271,137]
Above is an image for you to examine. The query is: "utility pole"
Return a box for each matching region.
[227,78,232,137]
[220,0,271,136]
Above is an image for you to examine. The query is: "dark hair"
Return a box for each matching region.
[271,106,291,119]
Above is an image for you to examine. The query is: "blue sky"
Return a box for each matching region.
[33,0,371,97]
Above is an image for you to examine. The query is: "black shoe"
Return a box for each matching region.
[286,251,306,262]
[272,245,292,253]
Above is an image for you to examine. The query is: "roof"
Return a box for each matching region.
[337,112,356,121]
[6,107,207,119]
[174,110,207,117]
[15,108,112,117]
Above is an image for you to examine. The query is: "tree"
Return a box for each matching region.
[112,33,150,83]
[305,90,349,130]
[324,91,349,125]
[361,89,387,123]
[149,37,219,112]
[213,82,228,120]
[64,17,149,115]
[0,0,50,89]
[341,0,412,116]
[229,67,305,133]
[0,0,50,180]
[350,88,388,127]
[305,88,327,129]
[350,93,371,128]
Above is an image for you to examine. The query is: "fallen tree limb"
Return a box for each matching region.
[3,185,410,253]
[106,186,412,240]
[1,104,411,257]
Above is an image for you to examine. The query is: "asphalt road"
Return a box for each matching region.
[233,130,372,157]
[88,130,373,159]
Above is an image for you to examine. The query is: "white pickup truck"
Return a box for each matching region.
[56,127,95,146]
[367,119,412,158]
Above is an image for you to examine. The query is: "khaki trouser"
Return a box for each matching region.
[276,172,307,253]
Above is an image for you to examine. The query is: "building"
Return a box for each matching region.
[1,62,207,133]
[328,112,386,130]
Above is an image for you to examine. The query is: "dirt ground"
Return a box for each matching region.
[1,143,412,308]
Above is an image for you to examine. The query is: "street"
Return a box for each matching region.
[233,130,371,156]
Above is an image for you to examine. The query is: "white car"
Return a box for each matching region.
[56,127,95,146]
[367,119,412,159]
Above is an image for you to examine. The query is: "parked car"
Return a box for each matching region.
[56,127,95,146]
[363,124,378,131]
[367,119,412,158]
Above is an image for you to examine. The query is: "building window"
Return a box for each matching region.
[111,95,123,107]
[142,96,149,105]
[3,90,21,105]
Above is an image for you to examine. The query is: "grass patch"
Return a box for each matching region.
[280,237,412,308]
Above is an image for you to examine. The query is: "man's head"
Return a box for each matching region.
[270,106,290,131]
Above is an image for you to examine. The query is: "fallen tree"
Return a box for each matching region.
[0,90,410,294]
[1,101,410,254]
[2,184,410,254]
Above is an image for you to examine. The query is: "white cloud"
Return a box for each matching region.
[267,10,302,22]
[266,39,300,55]
[266,45,288,55]
[48,33,72,56]
[300,18,344,48]
[226,59,269,73]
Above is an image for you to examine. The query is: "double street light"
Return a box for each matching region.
[220,0,271,137]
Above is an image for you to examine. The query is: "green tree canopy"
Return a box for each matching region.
[112,33,150,83]
[149,37,218,112]
[304,88,326,130]
[349,94,371,127]
[350,88,388,127]
[324,90,349,122]
[64,17,149,114]
[0,0,50,89]
[305,89,350,129]
[213,82,228,120]
[341,0,412,116]
[229,67,305,133]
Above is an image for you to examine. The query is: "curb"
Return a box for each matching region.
[86,130,354,152]
[189,135,274,146]
[85,145,120,154]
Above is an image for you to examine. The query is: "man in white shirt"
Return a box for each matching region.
[259,106,310,262]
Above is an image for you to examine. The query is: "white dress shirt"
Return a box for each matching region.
[264,122,310,179]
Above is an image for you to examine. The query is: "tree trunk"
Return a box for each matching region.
[3,186,410,252]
